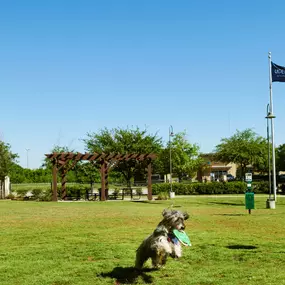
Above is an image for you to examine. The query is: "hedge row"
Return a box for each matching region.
[11,184,92,201]
[152,181,271,195]
[10,181,273,201]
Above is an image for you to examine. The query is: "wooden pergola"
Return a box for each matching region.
[45,152,157,201]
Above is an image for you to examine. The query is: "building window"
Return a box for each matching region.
[211,171,228,181]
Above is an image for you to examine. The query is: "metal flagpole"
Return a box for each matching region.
[268,52,277,202]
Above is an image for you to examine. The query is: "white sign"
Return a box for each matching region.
[245,173,252,182]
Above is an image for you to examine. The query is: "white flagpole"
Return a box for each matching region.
[268,52,277,202]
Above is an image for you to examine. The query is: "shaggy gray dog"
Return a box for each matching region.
[135,209,189,269]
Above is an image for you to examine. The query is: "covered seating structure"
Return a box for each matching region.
[45,152,157,201]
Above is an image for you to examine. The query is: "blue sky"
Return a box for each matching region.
[1,0,285,169]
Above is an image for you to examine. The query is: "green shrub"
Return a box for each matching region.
[15,189,29,198]
[39,190,52,201]
[196,182,225,194]
[58,184,90,200]
[152,181,251,195]
[31,188,43,200]
[224,181,247,194]
[152,183,170,195]
[13,183,94,201]
[29,188,52,201]
[6,193,15,200]
[252,181,269,194]
[156,191,169,200]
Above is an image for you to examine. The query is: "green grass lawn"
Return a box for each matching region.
[0,196,285,285]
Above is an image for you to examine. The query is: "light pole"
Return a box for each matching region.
[169,126,174,194]
[266,108,276,206]
[266,104,272,199]
[25,148,30,169]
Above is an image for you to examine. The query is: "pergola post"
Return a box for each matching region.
[61,169,67,200]
[105,165,109,199]
[52,162,58,202]
[147,161,153,201]
[100,161,106,201]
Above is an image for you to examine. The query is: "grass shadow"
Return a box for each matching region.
[208,202,244,206]
[214,214,244,216]
[226,245,258,250]
[131,200,162,204]
[99,266,155,284]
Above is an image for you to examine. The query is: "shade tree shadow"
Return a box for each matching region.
[214,214,244,216]
[131,201,161,204]
[226,245,258,250]
[208,201,244,206]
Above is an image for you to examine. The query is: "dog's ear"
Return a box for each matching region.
[183,212,189,220]
[162,209,169,217]
[153,225,167,237]
[162,209,178,217]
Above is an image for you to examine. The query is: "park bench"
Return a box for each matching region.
[85,190,100,201]
[121,188,142,200]
[85,187,143,201]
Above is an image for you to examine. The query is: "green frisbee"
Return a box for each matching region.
[173,229,191,246]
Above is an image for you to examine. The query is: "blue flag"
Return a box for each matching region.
[272,62,285,82]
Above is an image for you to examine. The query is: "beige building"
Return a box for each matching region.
[197,154,237,182]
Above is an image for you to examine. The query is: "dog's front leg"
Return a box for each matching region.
[170,243,182,258]
[151,254,161,268]
[160,252,168,266]
[151,249,168,268]
[152,238,172,268]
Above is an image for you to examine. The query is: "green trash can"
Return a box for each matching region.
[245,191,254,214]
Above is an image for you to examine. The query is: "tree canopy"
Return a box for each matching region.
[276,144,285,172]
[158,131,202,181]
[214,129,268,178]
[10,164,52,183]
[0,141,18,182]
[84,127,163,186]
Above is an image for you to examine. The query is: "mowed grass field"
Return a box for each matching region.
[0,196,285,285]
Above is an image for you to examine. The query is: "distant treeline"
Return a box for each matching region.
[9,163,125,184]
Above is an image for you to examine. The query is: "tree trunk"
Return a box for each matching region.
[241,164,246,180]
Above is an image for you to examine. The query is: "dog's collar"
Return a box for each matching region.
[167,233,179,245]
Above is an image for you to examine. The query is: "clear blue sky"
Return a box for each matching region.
[1,0,285,169]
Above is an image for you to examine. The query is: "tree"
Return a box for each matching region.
[84,127,163,187]
[276,144,285,172]
[214,129,268,178]
[73,162,101,184]
[0,140,18,188]
[42,145,76,182]
[158,131,202,181]
[9,163,26,183]
[10,164,52,183]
